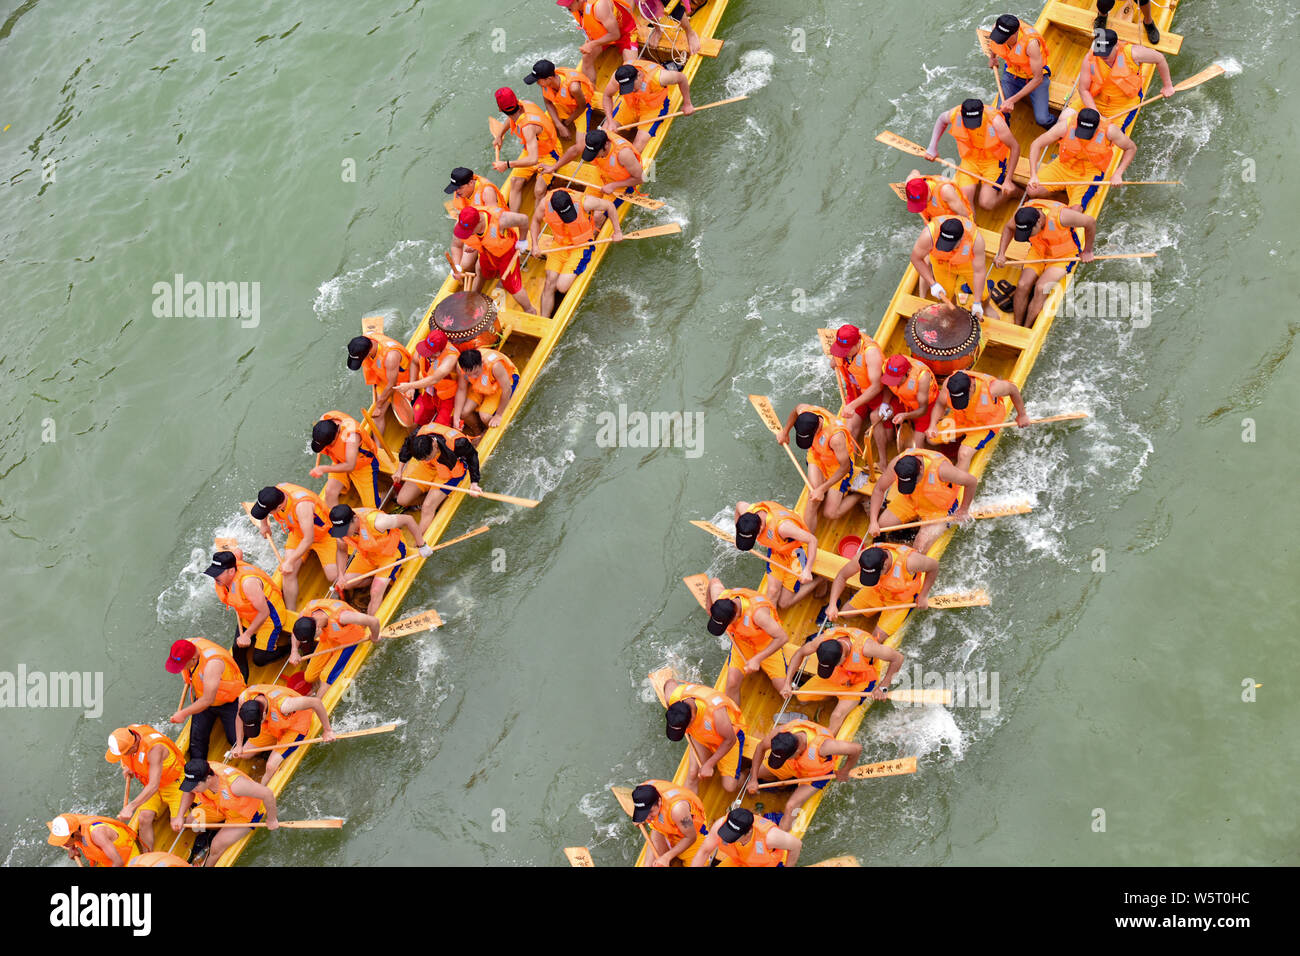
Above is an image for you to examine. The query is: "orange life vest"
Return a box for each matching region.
[543,66,595,116]
[947,106,1010,163]
[804,406,851,477]
[270,483,331,545]
[239,684,312,739]
[184,637,246,705]
[950,371,1008,429]
[717,587,780,657]
[748,500,809,563]
[414,421,470,481]
[666,682,743,749]
[360,332,412,389]
[1057,115,1115,174]
[543,193,597,246]
[889,356,940,415]
[215,560,286,628]
[120,724,185,789]
[818,627,880,686]
[989,24,1050,80]
[1086,42,1143,110]
[466,348,519,397]
[927,215,977,273]
[774,718,838,778]
[343,509,404,563]
[916,175,973,221]
[864,542,924,604]
[464,206,519,259]
[508,100,559,158]
[1025,199,1079,259]
[620,59,669,114]
[642,778,706,843]
[834,336,883,403]
[415,341,462,400]
[451,175,504,213]
[298,598,367,651]
[716,816,787,867]
[318,411,379,469]
[893,449,959,515]
[194,763,262,823]
[63,815,139,867]
[591,131,641,186]
[576,0,636,44]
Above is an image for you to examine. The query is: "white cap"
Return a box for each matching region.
[107,732,124,756]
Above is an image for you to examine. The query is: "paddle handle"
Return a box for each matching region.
[397,476,539,508]
[781,443,816,493]
[234,723,398,754]
[295,636,374,662]
[1039,179,1181,186]
[181,820,341,830]
[834,601,917,618]
[1011,252,1155,265]
[614,94,747,131]
[942,412,1085,437]
[757,773,838,790]
[546,172,661,210]
[340,552,423,587]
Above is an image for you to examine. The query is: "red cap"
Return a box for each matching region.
[881,354,911,387]
[453,206,480,240]
[165,639,196,674]
[905,177,929,213]
[830,324,860,357]
[415,327,449,359]
[494,87,519,112]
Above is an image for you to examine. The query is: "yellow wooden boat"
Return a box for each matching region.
[118,1,736,866]
[636,0,1184,865]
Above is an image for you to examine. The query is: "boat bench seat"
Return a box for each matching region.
[1041,1,1183,56]
[634,24,723,58]
[893,293,1034,352]
[498,307,554,341]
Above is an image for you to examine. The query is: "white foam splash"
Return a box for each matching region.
[312,240,437,321]
[724,49,774,99]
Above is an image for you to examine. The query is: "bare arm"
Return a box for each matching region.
[925,112,950,158]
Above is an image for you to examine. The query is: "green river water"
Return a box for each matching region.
[2,0,1297,866]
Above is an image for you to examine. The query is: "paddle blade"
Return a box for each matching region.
[279,818,346,829]
[808,855,861,867]
[564,847,595,867]
[610,786,636,817]
[624,223,683,240]
[648,667,675,707]
[690,519,734,545]
[747,394,784,437]
[969,501,1032,521]
[487,116,507,138]
[380,608,444,639]
[886,688,952,705]
[876,130,926,158]
[815,327,836,356]
[213,536,238,551]
[848,756,919,780]
[927,589,991,610]
[682,574,710,610]
[888,181,907,201]
[1174,62,1226,93]
[361,314,384,335]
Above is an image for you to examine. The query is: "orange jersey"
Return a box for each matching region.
[774,718,838,778]
[1086,42,1143,110]
[989,24,1050,80]
[270,483,331,545]
[889,356,940,414]
[451,175,504,213]
[748,500,809,563]
[863,542,924,605]
[927,215,977,272]
[715,816,787,867]
[641,779,706,844]
[61,815,139,867]
[317,411,379,468]
[666,682,742,749]
[466,348,519,398]
[298,598,368,651]
[1057,116,1115,175]
[118,724,185,789]
[184,637,246,705]
[818,627,880,686]
[463,206,519,259]
[914,175,973,222]
[239,684,312,740]
[542,66,595,116]
[947,106,1010,163]
[716,587,780,657]
[619,59,669,114]
[360,332,412,389]
[1025,199,1079,259]
[892,449,959,515]
[508,100,559,158]
[803,406,852,476]
[194,763,262,823]
[834,336,883,403]
[591,132,641,186]
[949,371,1009,429]
[542,194,597,246]
[342,509,404,563]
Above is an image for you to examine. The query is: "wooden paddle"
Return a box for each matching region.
[876,499,1032,534]
[295,609,444,662]
[396,476,539,508]
[360,407,400,472]
[338,525,489,588]
[689,520,803,579]
[747,395,814,492]
[808,855,861,867]
[544,171,665,211]
[806,688,954,704]
[240,501,284,564]
[179,819,344,830]
[1037,179,1181,187]
[234,723,401,755]
[538,222,682,256]
[487,117,505,164]
[1010,251,1157,265]
[615,94,749,130]
[875,131,1004,191]
[682,573,710,609]
[834,588,991,618]
[564,847,595,866]
[1102,63,1227,122]
[937,411,1089,439]
[756,756,918,789]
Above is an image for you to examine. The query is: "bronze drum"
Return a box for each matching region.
[904,302,982,377]
[431,291,502,351]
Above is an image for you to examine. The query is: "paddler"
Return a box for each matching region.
[309,410,383,510]
[251,483,339,610]
[346,331,412,427]
[394,426,483,535]
[779,625,905,735]
[637,0,702,57]
[601,60,694,152]
[46,814,140,867]
[557,0,638,86]
[444,166,504,214]
[449,205,538,315]
[330,504,433,616]
[107,725,186,850]
[453,346,520,432]
[661,676,747,794]
[691,808,802,867]
[925,98,1020,211]
[232,683,334,783]
[1027,107,1136,211]
[867,449,979,553]
[523,59,594,140]
[1095,0,1160,45]
[543,128,645,199]
[828,323,886,452]
[926,370,1029,470]
[705,576,793,705]
[902,171,973,222]
[1075,29,1174,132]
[747,717,863,831]
[165,637,246,758]
[490,87,559,211]
[993,200,1096,327]
[826,543,939,636]
[398,329,461,428]
[876,353,939,453]
[528,188,622,317]
[202,549,291,675]
[289,599,381,690]
[778,403,864,533]
[910,216,992,316]
[630,779,708,867]
[174,759,277,867]
[986,14,1056,129]
[733,499,824,610]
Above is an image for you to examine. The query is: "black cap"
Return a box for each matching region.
[945,371,972,409]
[894,455,923,494]
[292,616,318,642]
[766,731,799,770]
[630,783,660,823]
[581,129,608,162]
[444,166,474,195]
[239,698,266,736]
[614,64,638,94]
[989,13,1019,45]
[665,701,692,742]
[347,335,373,371]
[1013,206,1041,243]
[523,59,555,85]
[328,504,355,538]
[858,546,888,586]
[311,418,340,453]
[960,98,985,129]
[249,485,286,521]
[1092,28,1119,57]
[707,598,738,637]
[549,189,578,224]
[793,411,821,450]
[718,808,754,843]
[734,512,762,552]
[816,639,845,679]
[180,758,212,793]
[202,550,237,578]
[1075,108,1101,139]
[935,218,965,252]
